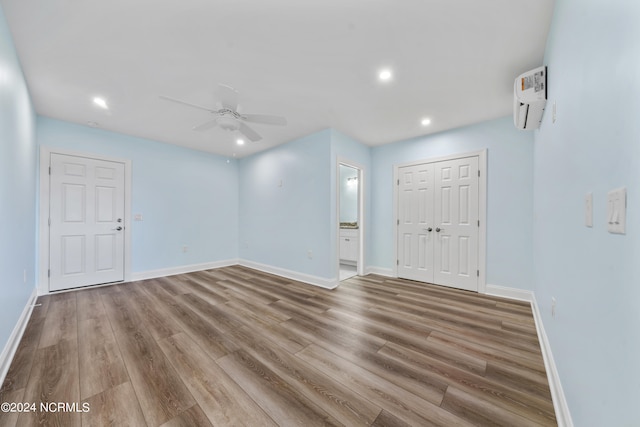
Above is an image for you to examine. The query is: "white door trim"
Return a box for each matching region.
[38,146,132,295]
[393,149,487,293]
[336,157,366,278]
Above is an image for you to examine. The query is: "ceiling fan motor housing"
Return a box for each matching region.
[217,115,239,131]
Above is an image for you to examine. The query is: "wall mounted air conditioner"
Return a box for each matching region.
[513,66,547,130]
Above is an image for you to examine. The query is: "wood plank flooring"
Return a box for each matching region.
[0,266,557,426]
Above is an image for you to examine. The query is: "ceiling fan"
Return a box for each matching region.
[160,84,287,142]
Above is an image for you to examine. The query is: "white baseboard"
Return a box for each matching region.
[0,287,37,388]
[130,259,239,282]
[365,266,394,277]
[530,295,574,427]
[239,259,338,289]
[484,283,573,427]
[485,283,534,302]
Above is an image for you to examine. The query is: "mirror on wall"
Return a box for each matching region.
[339,165,358,226]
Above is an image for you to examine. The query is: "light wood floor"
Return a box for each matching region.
[0,266,557,426]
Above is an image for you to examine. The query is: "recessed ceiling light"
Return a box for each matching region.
[93,96,108,109]
[378,69,392,82]
[421,118,432,126]
[236,138,245,146]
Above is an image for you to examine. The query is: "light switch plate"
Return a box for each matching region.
[585,193,593,227]
[607,188,626,234]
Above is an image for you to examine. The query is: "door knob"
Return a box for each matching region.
[113,226,123,231]
[425,227,433,232]
[435,227,441,232]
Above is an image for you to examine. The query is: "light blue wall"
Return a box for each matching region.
[533,0,640,424]
[0,5,37,355]
[239,130,333,279]
[37,117,239,273]
[370,117,535,290]
[339,165,358,223]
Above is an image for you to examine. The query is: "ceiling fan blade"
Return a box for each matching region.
[192,119,218,132]
[242,114,287,126]
[159,95,215,112]
[215,84,239,110]
[238,122,262,142]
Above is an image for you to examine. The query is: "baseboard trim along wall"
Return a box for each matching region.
[530,295,574,427]
[365,266,394,277]
[485,283,573,427]
[130,259,239,282]
[0,287,37,388]
[239,259,338,289]
[485,283,534,302]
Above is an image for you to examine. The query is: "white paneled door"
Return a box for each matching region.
[397,156,479,291]
[49,153,125,291]
[397,163,436,282]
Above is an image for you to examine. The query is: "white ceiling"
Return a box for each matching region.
[1,0,555,158]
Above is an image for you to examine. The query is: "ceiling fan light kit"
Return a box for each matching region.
[160,84,287,144]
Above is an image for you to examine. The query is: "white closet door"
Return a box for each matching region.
[397,163,435,282]
[49,153,125,291]
[433,156,479,291]
[397,155,479,291]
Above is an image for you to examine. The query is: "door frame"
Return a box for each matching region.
[336,157,365,279]
[38,146,132,295]
[392,149,487,293]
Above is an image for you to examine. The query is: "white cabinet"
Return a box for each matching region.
[339,228,359,263]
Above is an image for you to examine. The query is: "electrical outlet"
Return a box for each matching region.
[551,297,556,318]
[23,269,27,284]
[182,245,188,253]
[307,250,313,259]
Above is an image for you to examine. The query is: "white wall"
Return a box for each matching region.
[0,5,37,357]
[533,0,640,424]
[37,117,239,274]
[370,117,535,290]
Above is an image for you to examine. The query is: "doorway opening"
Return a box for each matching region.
[337,161,364,281]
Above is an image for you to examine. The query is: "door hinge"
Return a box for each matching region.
[49,166,51,175]
[47,269,50,278]
[478,170,480,177]
[477,220,480,227]
[397,219,399,225]
[477,270,479,277]
[397,179,399,185]
[397,259,399,266]
[48,218,51,226]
